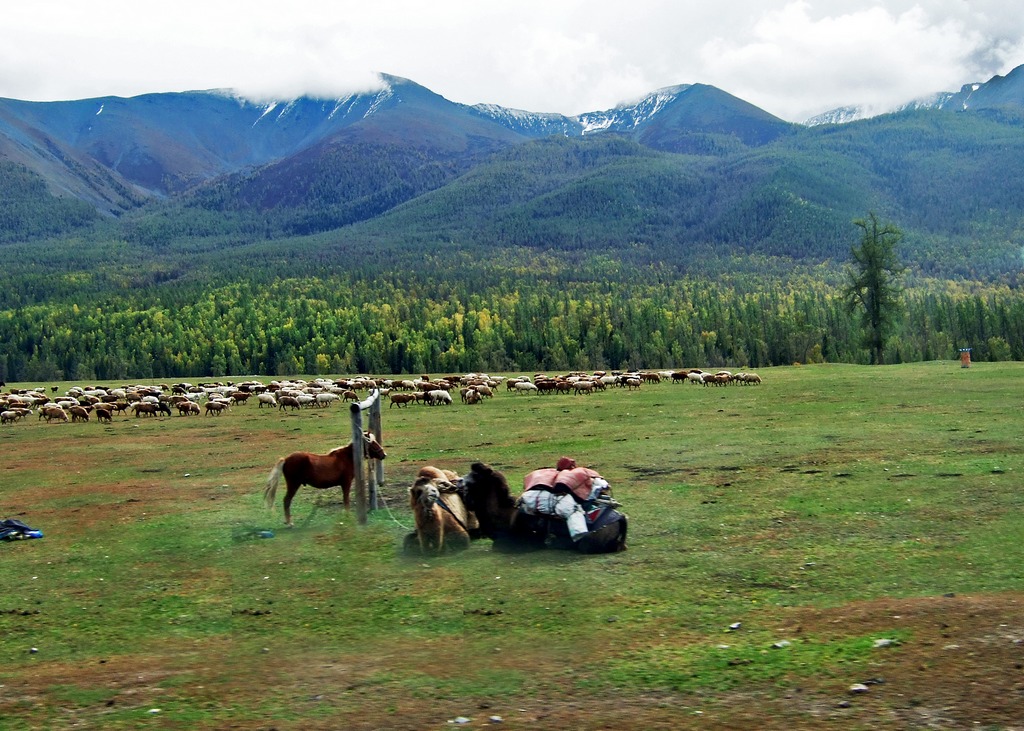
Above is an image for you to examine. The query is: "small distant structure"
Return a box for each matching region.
[959,348,972,368]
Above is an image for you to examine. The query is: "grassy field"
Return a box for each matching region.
[1,362,1022,730]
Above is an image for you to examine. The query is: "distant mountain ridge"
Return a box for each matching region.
[3,63,1023,208]
[2,64,1024,282]
[4,64,1020,213]
[806,63,1024,125]
[0,73,791,211]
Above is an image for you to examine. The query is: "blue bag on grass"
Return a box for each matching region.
[0,518,43,541]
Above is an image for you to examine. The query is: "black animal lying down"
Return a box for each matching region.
[458,462,627,554]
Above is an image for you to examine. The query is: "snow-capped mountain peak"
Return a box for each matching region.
[806,65,1024,125]
[576,84,693,135]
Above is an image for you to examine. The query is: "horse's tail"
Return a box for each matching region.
[264,458,285,510]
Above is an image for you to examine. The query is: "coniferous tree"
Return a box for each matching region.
[845,213,905,364]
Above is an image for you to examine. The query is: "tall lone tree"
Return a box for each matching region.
[845,213,905,365]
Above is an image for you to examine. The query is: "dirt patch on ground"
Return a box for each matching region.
[752,592,1024,730]
[4,593,1021,730]
[228,593,1024,730]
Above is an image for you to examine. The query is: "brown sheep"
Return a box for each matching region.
[132,402,159,417]
[389,393,416,408]
[573,381,596,395]
[205,401,229,416]
[702,373,730,386]
[41,405,69,423]
[69,405,91,422]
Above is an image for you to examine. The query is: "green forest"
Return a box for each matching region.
[0,240,1019,382]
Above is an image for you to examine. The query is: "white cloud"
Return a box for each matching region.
[697,2,994,119]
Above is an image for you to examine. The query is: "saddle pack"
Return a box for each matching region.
[523,466,604,503]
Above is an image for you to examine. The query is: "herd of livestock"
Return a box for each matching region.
[0,367,761,426]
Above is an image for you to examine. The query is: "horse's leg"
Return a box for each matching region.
[341,477,351,510]
[282,480,301,527]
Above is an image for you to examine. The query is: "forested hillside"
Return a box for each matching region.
[100,107,1024,281]
[1,74,1024,380]
[0,230,1020,382]
[0,162,99,242]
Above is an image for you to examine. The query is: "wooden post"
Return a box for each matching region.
[368,394,383,510]
[350,389,383,524]
[350,401,367,525]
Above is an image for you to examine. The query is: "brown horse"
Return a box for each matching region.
[263,433,387,526]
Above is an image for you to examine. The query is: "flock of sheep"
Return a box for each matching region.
[0,368,762,426]
[0,377,378,425]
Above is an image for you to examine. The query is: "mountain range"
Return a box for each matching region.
[0,73,794,208]
[2,64,1024,279]
[806,65,1024,125]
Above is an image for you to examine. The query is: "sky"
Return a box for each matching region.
[2,1,1023,122]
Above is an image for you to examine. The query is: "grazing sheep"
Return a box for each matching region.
[132,402,159,417]
[177,401,201,416]
[205,401,229,416]
[389,393,416,408]
[41,405,69,423]
[425,390,453,406]
[315,392,340,408]
[573,381,596,395]
[69,405,90,422]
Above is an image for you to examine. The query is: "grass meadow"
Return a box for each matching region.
[1,362,1022,730]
